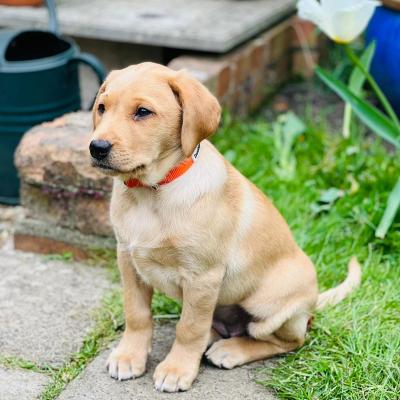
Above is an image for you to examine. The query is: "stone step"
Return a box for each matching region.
[0,0,296,52]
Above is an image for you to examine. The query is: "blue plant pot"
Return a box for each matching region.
[366,6,400,116]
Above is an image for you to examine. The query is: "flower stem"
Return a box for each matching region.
[344,44,400,129]
[342,103,352,138]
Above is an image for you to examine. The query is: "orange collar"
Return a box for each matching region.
[124,144,200,190]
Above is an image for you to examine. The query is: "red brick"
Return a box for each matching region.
[250,45,264,69]
[271,28,292,62]
[217,66,232,98]
[14,234,89,261]
[234,53,250,85]
[292,18,318,48]
[168,56,228,95]
[292,49,318,78]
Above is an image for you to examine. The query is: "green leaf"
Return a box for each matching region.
[311,187,344,214]
[282,111,307,139]
[345,44,400,129]
[272,112,306,180]
[316,67,400,149]
[376,178,400,239]
[349,42,376,94]
[319,188,345,204]
[343,42,375,138]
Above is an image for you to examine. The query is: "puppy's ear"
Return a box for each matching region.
[169,70,221,156]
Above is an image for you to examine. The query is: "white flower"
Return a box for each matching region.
[297,0,381,43]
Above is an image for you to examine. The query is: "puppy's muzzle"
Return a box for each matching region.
[90,139,112,160]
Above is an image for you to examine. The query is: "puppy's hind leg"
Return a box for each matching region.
[205,313,308,369]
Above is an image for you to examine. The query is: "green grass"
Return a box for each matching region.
[0,355,50,374]
[212,113,400,399]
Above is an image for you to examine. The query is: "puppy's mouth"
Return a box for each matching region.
[91,159,146,175]
[92,161,114,170]
[91,160,119,174]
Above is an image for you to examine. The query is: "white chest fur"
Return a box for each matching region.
[110,141,229,299]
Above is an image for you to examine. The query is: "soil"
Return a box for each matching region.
[260,80,345,132]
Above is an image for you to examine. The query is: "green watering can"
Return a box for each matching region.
[0,0,106,204]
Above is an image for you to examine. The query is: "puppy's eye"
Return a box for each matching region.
[134,107,152,119]
[98,103,105,115]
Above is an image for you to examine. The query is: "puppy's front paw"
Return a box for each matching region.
[106,339,148,381]
[205,338,246,369]
[153,357,199,392]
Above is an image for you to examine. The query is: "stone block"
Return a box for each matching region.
[20,183,113,237]
[14,112,111,191]
[14,112,114,245]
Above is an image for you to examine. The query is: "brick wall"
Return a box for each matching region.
[168,17,323,116]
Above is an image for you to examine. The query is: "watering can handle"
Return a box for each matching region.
[72,53,107,110]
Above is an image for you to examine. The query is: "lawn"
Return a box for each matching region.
[212,111,400,399]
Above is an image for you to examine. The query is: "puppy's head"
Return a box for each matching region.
[89,62,221,181]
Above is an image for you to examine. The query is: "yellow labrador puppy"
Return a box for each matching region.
[89,62,361,392]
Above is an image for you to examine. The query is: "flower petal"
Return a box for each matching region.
[330,1,381,43]
[321,0,354,13]
[297,0,324,25]
[322,0,378,13]
[297,0,334,38]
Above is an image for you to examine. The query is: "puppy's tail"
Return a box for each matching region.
[316,257,361,311]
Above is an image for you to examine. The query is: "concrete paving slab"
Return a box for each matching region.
[0,0,296,52]
[59,322,276,400]
[0,249,111,367]
[0,367,49,400]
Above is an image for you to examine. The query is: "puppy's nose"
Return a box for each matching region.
[90,140,112,160]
